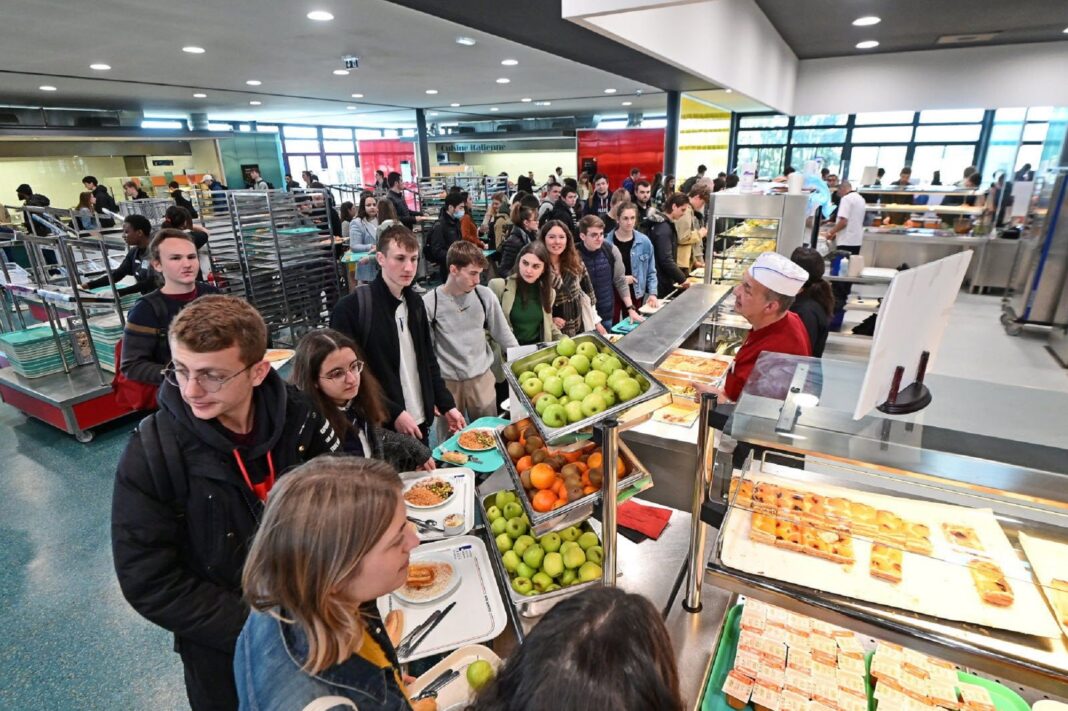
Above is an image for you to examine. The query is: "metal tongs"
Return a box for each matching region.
[396,601,456,658]
[407,516,444,533]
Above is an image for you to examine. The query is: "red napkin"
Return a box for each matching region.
[618,500,672,540]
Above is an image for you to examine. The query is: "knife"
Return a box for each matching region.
[397,601,457,658]
[411,668,460,701]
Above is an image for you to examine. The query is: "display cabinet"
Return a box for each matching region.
[703,193,807,286]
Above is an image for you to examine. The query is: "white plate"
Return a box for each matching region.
[403,476,457,510]
[410,644,502,709]
[401,469,474,542]
[392,555,462,606]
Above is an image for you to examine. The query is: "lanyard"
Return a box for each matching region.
[232,449,276,502]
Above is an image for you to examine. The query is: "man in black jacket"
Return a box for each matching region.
[385,171,425,228]
[586,173,611,219]
[547,185,579,236]
[82,214,159,296]
[82,175,118,227]
[425,191,465,274]
[648,193,691,299]
[16,183,52,236]
[330,224,465,443]
[111,295,339,711]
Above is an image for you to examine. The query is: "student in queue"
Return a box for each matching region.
[385,171,426,228]
[601,188,632,235]
[425,242,518,433]
[537,182,561,221]
[170,181,199,218]
[81,214,158,296]
[497,204,539,277]
[674,185,709,275]
[82,175,118,226]
[73,191,100,231]
[120,229,219,385]
[789,246,833,358]
[161,205,210,254]
[349,192,380,285]
[473,587,683,711]
[123,180,150,200]
[539,219,603,337]
[459,190,485,248]
[605,203,658,312]
[112,296,340,711]
[489,241,561,346]
[545,184,579,235]
[376,196,399,237]
[575,215,641,330]
[235,456,433,711]
[586,173,611,219]
[647,193,691,299]
[330,224,465,443]
[425,190,466,276]
[291,328,433,471]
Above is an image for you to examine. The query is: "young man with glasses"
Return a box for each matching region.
[111,295,339,711]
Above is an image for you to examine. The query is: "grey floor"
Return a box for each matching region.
[1,293,1065,710]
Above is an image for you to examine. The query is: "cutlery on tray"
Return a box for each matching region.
[411,661,474,701]
[407,516,445,533]
[397,601,457,658]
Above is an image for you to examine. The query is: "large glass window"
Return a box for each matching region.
[914,124,982,143]
[736,147,785,177]
[323,140,355,153]
[847,146,907,182]
[791,128,847,144]
[794,114,847,127]
[284,139,320,153]
[852,126,914,143]
[322,127,353,140]
[919,108,984,124]
[283,125,317,138]
[911,145,977,184]
[790,146,843,174]
[739,115,789,129]
[737,129,789,145]
[854,111,915,125]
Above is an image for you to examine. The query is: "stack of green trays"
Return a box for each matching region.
[0,326,75,378]
[88,313,125,372]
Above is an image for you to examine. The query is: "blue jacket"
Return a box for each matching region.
[349,218,379,282]
[234,604,412,711]
[605,229,657,300]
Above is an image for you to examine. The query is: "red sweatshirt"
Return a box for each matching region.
[724,311,812,401]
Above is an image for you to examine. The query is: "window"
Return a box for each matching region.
[356,129,384,140]
[847,146,907,182]
[322,127,353,140]
[1027,107,1053,121]
[323,140,355,153]
[791,128,847,144]
[736,147,784,178]
[207,123,233,131]
[256,125,279,133]
[911,145,977,184]
[283,125,317,138]
[790,146,842,174]
[919,109,984,124]
[288,155,310,175]
[739,114,789,129]
[793,114,847,127]
[1015,145,1042,173]
[914,124,982,143]
[1022,123,1049,143]
[737,129,788,145]
[284,139,320,153]
[851,126,914,143]
[854,111,915,125]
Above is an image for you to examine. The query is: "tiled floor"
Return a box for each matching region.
[0,292,1064,709]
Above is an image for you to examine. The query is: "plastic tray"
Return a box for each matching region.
[401,468,475,542]
[409,644,502,710]
[377,535,507,664]
[432,417,508,474]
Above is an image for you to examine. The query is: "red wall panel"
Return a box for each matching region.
[357,139,418,209]
[576,128,666,191]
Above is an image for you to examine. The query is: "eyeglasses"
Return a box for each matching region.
[320,359,364,382]
[162,361,254,393]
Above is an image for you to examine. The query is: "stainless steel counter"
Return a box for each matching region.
[618,283,732,371]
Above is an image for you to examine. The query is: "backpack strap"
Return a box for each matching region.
[136,415,188,519]
[354,284,372,346]
[142,290,170,344]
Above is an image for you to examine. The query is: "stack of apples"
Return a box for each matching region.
[486,489,604,596]
[514,337,650,427]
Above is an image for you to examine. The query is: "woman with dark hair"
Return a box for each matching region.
[73,191,99,231]
[789,246,833,358]
[375,197,399,238]
[338,200,356,238]
[539,219,601,337]
[290,328,433,471]
[473,587,683,711]
[602,188,632,235]
[655,174,676,208]
[489,241,560,345]
[650,172,663,203]
[516,174,534,195]
[349,192,380,284]
[498,204,539,277]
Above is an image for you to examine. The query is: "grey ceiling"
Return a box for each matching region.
[757,0,1068,60]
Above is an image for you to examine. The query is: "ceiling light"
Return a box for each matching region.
[455,36,477,46]
[856,40,880,49]
[536,101,551,106]
[333,69,349,76]
[429,112,439,116]
[182,46,205,54]
[347,105,357,110]
[621,101,633,106]
[450,102,461,107]
[496,78,510,84]
[249,100,262,105]
[725,89,733,93]
[425,89,438,94]
[501,59,518,66]
[604,88,617,94]
[246,80,261,86]
[89,63,111,71]
[521,97,532,103]
[490,107,499,112]
[39,85,57,91]
[1063,26,1068,33]
[351,93,364,98]
[852,16,881,26]
[193,93,207,98]
[306,10,334,21]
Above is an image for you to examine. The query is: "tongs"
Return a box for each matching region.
[407,516,444,533]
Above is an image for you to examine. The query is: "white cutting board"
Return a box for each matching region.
[1018,532,1068,639]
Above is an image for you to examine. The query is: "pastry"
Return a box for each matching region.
[837,694,869,711]
[927,682,960,710]
[757,666,786,690]
[780,691,809,711]
[787,647,813,674]
[785,611,812,635]
[753,483,781,514]
[780,489,805,520]
[1049,578,1068,626]
[734,649,763,679]
[774,519,803,552]
[785,668,814,696]
[750,513,778,545]
[730,478,754,510]
[904,522,933,555]
[836,635,865,659]
[836,652,866,677]
[871,543,904,584]
[808,634,837,665]
[801,492,826,525]
[824,497,853,526]
[849,502,879,536]
[811,678,838,707]
[751,681,783,711]
[876,510,907,546]
[967,559,1014,607]
[723,669,755,709]
[836,672,867,699]
[765,624,789,645]
[810,660,837,684]
[958,683,995,711]
[942,523,983,551]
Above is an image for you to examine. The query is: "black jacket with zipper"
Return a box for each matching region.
[497,225,535,277]
[426,208,461,272]
[111,369,339,654]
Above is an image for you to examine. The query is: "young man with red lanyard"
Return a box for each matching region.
[111,295,339,711]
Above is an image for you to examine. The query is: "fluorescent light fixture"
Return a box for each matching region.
[141,120,185,129]
[501,59,518,66]
[182,46,205,54]
[351,93,364,98]
[193,93,207,98]
[39,85,57,91]
[249,100,262,105]
[852,16,880,26]
[246,80,261,86]
[306,10,334,21]
[429,112,439,116]
[856,40,879,49]
[347,105,357,110]
[621,101,633,106]
[425,89,438,94]
[333,69,349,76]
[496,78,510,84]
[604,88,617,94]
[725,89,733,93]
[521,97,532,102]
[455,36,476,46]
[89,63,111,71]
[450,102,461,107]
[490,107,499,112]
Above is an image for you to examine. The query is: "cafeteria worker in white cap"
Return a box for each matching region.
[697,251,812,403]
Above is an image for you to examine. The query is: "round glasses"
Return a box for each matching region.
[162,362,253,393]
[320,359,364,382]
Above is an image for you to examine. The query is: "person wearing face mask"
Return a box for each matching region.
[349,192,380,285]
[575,215,640,330]
[605,203,658,313]
[498,204,540,277]
[290,329,433,471]
[489,241,561,345]
[119,229,220,386]
[425,191,466,276]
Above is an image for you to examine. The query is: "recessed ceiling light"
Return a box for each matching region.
[455,36,477,46]
[1063,26,1068,33]
[193,93,207,98]
[246,80,261,86]
[425,89,438,94]
[346,105,357,110]
[39,85,57,91]
[89,63,111,71]
[856,40,880,49]
[621,101,633,106]
[182,46,205,54]
[490,107,499,112]
[306,10,334,21]
[249,100,262,105]
[604,88,617,94]
[501,59,518,66]
[852,16,881,26]
[496,77,510,84]
[725,89,733,93]
[351,93,364,98]
[450,102,461,107]
[333,69,350,76]
[521,97,532,103]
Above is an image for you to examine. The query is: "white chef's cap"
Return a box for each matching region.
[749,252,809,297]
[201,174,214,183]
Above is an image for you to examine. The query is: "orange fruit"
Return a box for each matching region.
[515,455,533,473]
[583,485,599,495]
[553,479,567,498]
[530,463,557,490]
[580,472,591,488]
[573,461,588,473]
[551,499,567,510]
[586,451,603,470]
[532,489,557,512]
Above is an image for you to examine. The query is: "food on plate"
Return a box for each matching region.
[403,477,455,507]
[659,352,730,379]
[752,483,781,514]
[457,428,496,451]
[401,561,454,601]
[967,559,1014,607]
[663,380,698,399]
[653,401,700,426]
[1050,579,1068,626]
[958,683,996,711]
[943,523,983,551]
[264,348,295,362]
[870,543,903,584]
[439,450,469,465]
[443,513,465,535]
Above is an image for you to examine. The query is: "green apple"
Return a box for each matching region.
[494,490,516,509]
[516,562,536,579]
[614,377,641,402]
[539,367,558,380]
[590,353,610,372]
[578,531,600,550]
[512,534,535,557]
[501,549,520,573]
[584,370,608,389]
[533,362,551,374]
[545,584,561,592]
[551,355,570,370]
[495,532,512,552]
[518,370,538,383]
[556,337,577,357]
[595,386,617,407]
[580,392,607,417]
[520,377,542,398]
[560,541,579,553]
[562,374,585,393]
[503,502,523,520]
[542,404,567,428]
[559,526,582,542]
[542,551,564,578]
[639,378,650,392]
[564,401,585,424]
[535,393,558,415]
[562,545,587,570]
[625,365,637,376]
[485,505,502,522]
[467,659,495,693]
[568,353,590,375]
[540,531,562,553]
[505,517,528,539]
[566,383,592,401]
[512,576,533,595]
[522,544,545,570]
[586,545,604,564]
[607,367,629,384]
[604,356,622,373]
[576,341,598,360]
[490,517,508,536]
[560,569,578,586]
[531,571,553,591]
[578,561,603,582]
[557,365,578,378]
[542,376,564,398]
[557,396,569,406]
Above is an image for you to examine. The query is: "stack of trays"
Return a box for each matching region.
[0,327,75,378]
[88,314,124,372]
